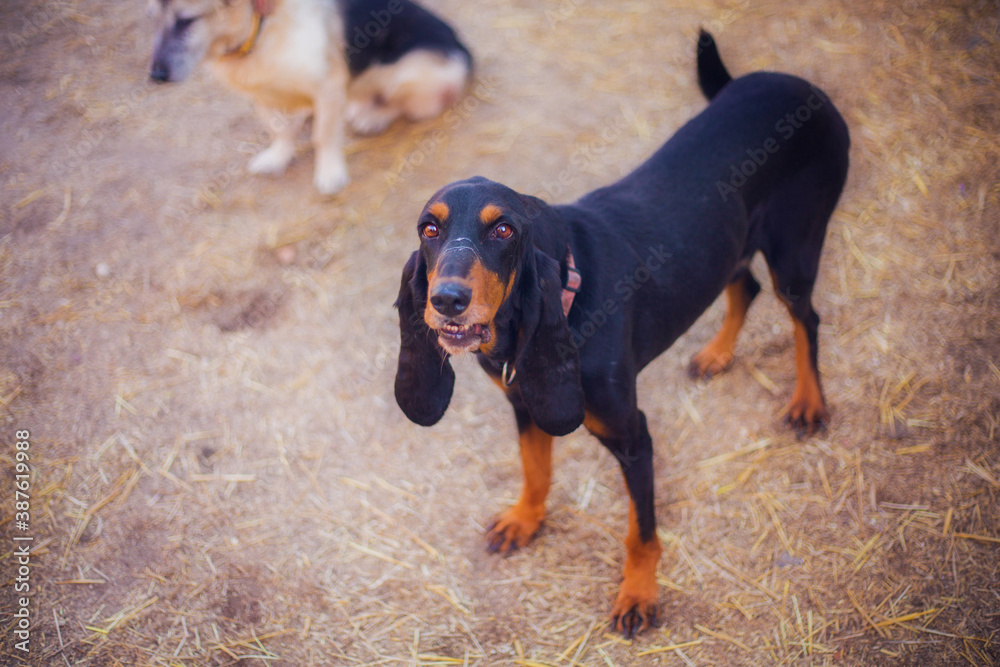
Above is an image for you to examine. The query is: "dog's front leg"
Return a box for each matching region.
[487,407,552,554]
[311,72,350,195]
[249,108,307,175]
[604,410,661,638]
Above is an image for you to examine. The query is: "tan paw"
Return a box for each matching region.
[688,346,734,379]
[786,395,829,435]
[610,587,660,639]
[485,506,543,555]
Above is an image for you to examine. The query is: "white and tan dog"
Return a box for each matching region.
[149,0,472,194]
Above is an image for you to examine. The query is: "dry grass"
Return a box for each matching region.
[1,0,998,665]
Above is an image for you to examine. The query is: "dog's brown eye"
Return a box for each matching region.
[421,223,439,239]
[494,223,513,240]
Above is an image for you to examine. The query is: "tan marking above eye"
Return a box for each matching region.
[479,204,503,225]
[428,201,450,221]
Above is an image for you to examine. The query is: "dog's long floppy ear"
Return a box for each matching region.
[394,251,455,426]
[512,247,585,436]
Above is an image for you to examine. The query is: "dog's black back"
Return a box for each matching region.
[555,55,849,372]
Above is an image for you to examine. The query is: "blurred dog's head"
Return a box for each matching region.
[148,0,258,82]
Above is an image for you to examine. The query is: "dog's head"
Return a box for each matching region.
[148,0,258,83]
[394,176,584,435]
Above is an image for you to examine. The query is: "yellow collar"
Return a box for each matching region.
[233,11,263,56]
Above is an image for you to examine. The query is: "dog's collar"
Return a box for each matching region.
[562,248,581,317]
[232,11,264,57]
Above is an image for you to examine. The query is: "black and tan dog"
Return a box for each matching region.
[394,32,849,635]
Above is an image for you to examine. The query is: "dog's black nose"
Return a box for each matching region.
[150,62,170,83]
[430,283,472,317]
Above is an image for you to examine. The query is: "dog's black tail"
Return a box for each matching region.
[696,29,732,101]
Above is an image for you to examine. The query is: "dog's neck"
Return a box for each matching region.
[230,11,264,57]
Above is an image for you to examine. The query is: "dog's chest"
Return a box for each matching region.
[210,6,341,108]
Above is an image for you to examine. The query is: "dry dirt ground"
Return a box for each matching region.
[2,0,999,665]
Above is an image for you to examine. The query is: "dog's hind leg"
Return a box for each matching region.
[689,266,761,378]
[768,260,827,433]
[346,68,403,135]
[249,108,307,175]
[347,51,469,135]
[780,293,827,432]
[761,166,843,433]
[345,98,402,136]
[394,51,469,122]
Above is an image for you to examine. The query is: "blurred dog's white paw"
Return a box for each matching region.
[249,143,295,174]
[346,101,398,136]
[313,153,349,195]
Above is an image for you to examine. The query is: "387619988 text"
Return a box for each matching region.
[13,429,33,654]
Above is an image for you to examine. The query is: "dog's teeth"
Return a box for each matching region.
[440,322,490,340]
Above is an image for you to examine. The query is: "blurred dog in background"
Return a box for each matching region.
[149,0,472,194]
